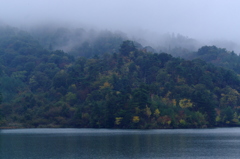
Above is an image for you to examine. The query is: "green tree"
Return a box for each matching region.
[119,40,136,56]
[0,92,2,125]
[192,84,216,126]
[52,70,68,89]
[132,86,149,109]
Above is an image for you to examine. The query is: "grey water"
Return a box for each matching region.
[1,128,240,159]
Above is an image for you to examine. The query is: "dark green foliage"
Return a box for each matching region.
[119,40,136,56]
[191,84,216,126]
[185,45,240,74]
[1,26,240,129]
[132,85,149,109]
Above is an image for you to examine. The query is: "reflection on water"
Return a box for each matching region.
[1,128,240,159]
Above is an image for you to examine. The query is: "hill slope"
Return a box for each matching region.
[184,45,240,74]
[0,27,240,128]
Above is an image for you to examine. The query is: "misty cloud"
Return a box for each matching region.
[1,0,240,53]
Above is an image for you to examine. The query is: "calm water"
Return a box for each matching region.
[1,128,240,159]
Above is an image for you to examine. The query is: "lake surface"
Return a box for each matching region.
[1,128,240,159]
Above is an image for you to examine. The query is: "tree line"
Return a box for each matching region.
[1,26,240,128]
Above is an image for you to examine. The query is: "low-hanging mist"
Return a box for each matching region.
[1,0,240,53]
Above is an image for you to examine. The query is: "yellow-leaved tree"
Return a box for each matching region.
[132,116,140,123]
[179,98,193,108]
[145,106,152,118]
[154,109,160,117]
[115,117,123,125]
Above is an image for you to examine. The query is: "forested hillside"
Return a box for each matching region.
[1,26,240,129]
[184,45,240,74]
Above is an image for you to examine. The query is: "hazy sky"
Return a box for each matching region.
[0,0,240,41]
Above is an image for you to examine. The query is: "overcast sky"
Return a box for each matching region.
[0,0,240,42]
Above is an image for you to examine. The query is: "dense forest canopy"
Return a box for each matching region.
[1,25,240,128]
[183,45,240,74]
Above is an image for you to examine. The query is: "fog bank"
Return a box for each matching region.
[1,0,240,53]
